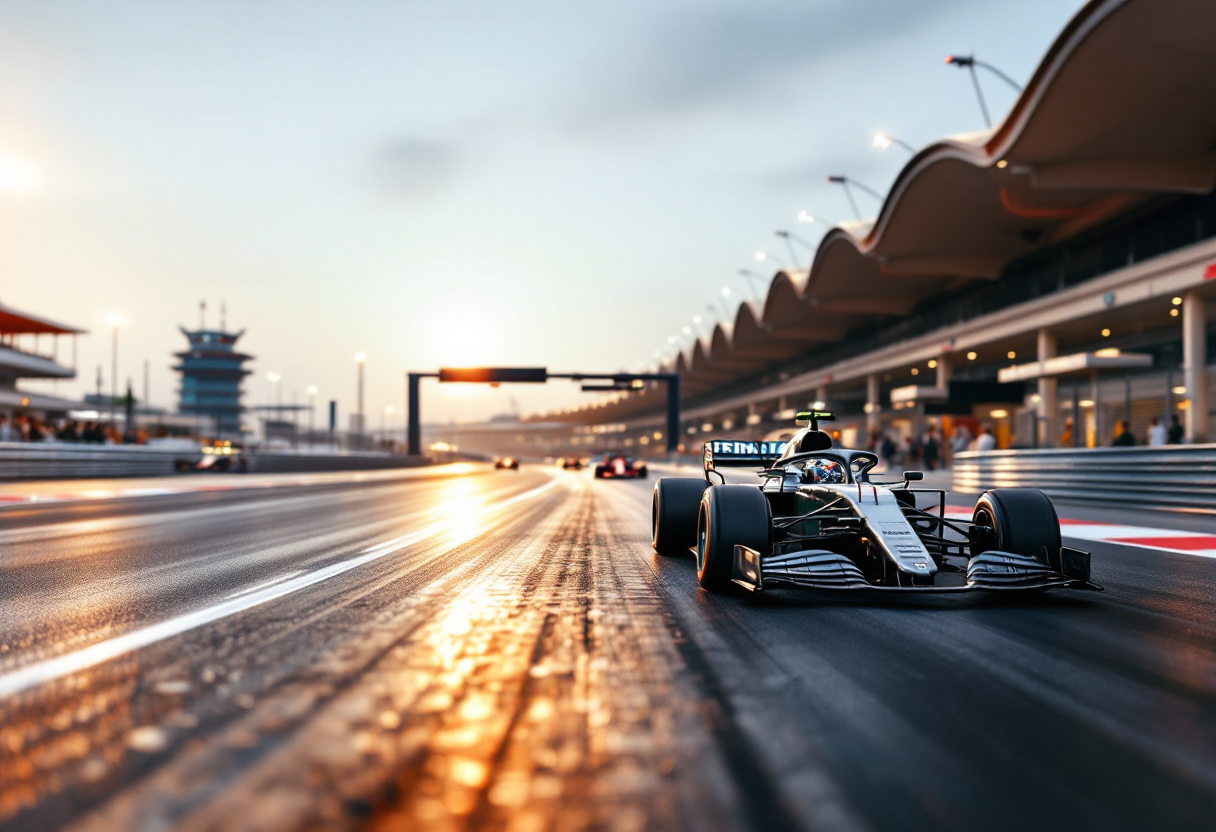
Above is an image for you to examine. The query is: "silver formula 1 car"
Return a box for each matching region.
[651,411,1101,595]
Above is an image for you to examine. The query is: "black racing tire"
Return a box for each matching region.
[971,488,1061,565]
[696,485,772,592]
[652,477,709,556]
[636,465,648,479]
[594,465,605,479]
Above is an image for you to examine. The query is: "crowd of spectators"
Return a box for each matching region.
[866,412,1191,467]
[0,415,135,444]
[868,423,954,471]
[1112,415,1185,446]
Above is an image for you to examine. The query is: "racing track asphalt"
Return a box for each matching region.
[0,464,1214,832]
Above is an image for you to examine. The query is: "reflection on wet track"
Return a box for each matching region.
[1,464,1215,831]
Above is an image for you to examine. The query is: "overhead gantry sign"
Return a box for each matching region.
[406,367,680,456]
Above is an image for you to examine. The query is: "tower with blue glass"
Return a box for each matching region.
[174,324,252,436]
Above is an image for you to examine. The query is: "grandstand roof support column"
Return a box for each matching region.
[866,374,881,433]
[1037,328,1058,448]
[1183,289,1209,443]
[936,355,952,390]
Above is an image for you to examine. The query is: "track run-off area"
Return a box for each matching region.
[1,464,1214,832]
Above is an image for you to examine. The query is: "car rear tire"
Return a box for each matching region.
[652,477,708,556]
[696,485,771,592]
[594,465,605,479]
[971,488,1061,565]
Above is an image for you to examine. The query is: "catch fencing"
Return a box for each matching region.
[0,443,431,480]
[953,444,1216,513]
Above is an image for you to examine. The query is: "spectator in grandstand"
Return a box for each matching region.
[1111,420,1135,446]
[1059,418,1073,447]
[0,415,13,442]
[25,417,47,442]
[975,426,997,452]
[1147,417,1167,446]
[1167,414,1184,444]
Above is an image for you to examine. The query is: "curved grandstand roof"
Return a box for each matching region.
[540,0,1216,424]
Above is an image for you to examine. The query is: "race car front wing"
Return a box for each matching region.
[731,546,1102,593]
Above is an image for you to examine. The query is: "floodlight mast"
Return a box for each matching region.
[406,367,681,457]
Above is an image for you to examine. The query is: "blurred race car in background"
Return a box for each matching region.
[594,452,647,479]
[559,456,584,470]
[494,456,520,470]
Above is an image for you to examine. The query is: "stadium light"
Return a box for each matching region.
[716,292,734,319]
[306,385,318,436]
[827,175,883,221]
[736,269,766,300]
[945,54,1023,128]
[754,250,786,268]
[774,230,800,267]
[105,313,127,426]
[354,352,367,432]
[873,133,915,154]
[775,229,817,270]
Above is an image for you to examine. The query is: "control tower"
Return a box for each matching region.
[174,323,252,436]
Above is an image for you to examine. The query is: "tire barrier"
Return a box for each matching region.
[953,445,1216,513]
[0,443,432,480]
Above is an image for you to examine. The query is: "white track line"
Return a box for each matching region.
[0,477,562,699]
[943,507,1216,558]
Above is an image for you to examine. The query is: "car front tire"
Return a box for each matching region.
[696,485,772,592]
[971,488,1061,565]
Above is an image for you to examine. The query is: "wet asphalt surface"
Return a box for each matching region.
[0,465,1214,832]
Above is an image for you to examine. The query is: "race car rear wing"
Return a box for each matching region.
[703,440,788,471]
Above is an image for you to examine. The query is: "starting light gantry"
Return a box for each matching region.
[406,367,680,456]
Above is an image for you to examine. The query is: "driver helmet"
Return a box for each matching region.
[807,459,845,483]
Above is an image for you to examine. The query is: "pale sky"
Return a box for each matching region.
[0,0,1083,426]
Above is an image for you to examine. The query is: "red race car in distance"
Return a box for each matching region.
[594,452,648,479]
[494,456,520,470]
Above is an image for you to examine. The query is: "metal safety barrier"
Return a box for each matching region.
[0,443,432,480]
[243,452,431,474]
[953,445,1216,513]
[0,443,183,479]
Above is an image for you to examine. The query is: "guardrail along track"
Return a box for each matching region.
[953,445,1216,513]
[0,443,430,479]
